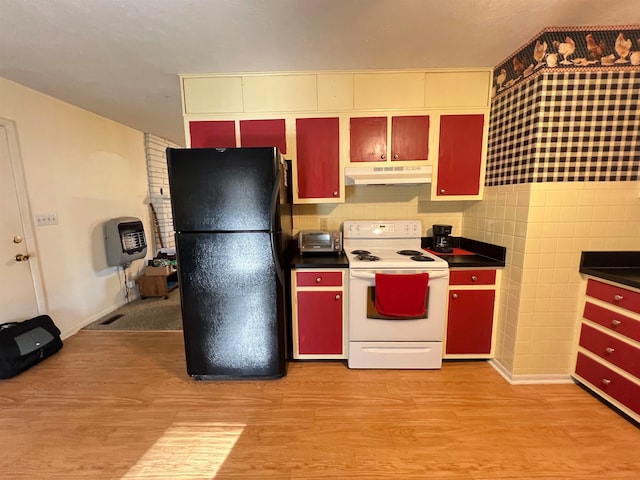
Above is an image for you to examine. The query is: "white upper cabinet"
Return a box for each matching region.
[181,69,491,115]
[353,72,425,110]
[242,74,318,112]
[317,73,354,111]
[182,76,244,114]
[424,71,491,108]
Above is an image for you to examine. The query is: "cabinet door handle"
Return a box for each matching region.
[393,153,399,160]
[614,294,623,301]
[451,293,458,299]
[335,294,341,300]
[605,347,615,354]
[333,191,338,197]
[471,275,478,282]
[315,277,322,283]
[440,189,446,194]
[380,153,386,160]
[611,319,622,327]
[601,378,611,386]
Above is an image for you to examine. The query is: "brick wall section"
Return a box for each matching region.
[144,134,179,252]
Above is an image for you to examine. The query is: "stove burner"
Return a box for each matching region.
[397,250,423,256]
[410,255,435,262]
[351,249,371,255]
[357,254,381,262]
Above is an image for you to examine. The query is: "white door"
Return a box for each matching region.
[1,121,42,323]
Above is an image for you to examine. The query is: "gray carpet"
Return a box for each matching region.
[84,288,182,331]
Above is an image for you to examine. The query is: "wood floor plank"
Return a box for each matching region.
[0,331,638,480]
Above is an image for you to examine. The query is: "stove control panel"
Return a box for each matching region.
[344,220,422,239]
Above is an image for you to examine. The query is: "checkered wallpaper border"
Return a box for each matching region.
[486,71,640,186]
[492,26,640,98]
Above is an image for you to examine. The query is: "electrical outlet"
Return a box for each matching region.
[126,280,135,288]
[320,217,328,230]
[35,213,58,226]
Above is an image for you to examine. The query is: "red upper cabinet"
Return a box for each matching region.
[391,115,429,161]
[295,117,342,202]
[189,120,236,148]
[350,117,387,162]
[239,119,287,154]
[436,114,485,197]
[350,115,429,163]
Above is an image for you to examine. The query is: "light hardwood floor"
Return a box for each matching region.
[1,331,638,480]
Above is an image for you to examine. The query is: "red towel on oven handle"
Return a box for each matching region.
[374,273,429,318]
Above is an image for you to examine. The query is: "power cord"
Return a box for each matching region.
[121,263,132,303]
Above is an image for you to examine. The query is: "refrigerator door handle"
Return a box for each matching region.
[270,168,285,287]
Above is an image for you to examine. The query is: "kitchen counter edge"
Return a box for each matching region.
[580,251,640,290]
[422,237,506,268]
[290,253,350,269]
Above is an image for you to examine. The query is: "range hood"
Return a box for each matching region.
[345,165,432,185]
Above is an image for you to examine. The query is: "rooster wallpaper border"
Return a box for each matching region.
[492,25,640,99]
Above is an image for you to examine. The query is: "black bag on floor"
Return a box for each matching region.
[0,315,63,379]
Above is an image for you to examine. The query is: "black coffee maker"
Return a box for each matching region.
[432,224,453,253]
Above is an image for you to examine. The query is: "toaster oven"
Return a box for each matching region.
[298,230,342,254]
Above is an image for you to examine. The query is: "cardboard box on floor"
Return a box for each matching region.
[145,265,175,276]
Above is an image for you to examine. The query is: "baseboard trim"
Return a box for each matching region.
[489,359,574,385]
[60,297,134,339]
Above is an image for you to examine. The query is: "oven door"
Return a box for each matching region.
[349,268,449,342]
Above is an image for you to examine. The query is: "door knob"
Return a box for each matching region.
[13,236,23,244]
[15,254,30,262]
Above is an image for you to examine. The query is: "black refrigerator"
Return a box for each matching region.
[166,147,292,380]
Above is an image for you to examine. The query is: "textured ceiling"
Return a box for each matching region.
[1,0,639,145]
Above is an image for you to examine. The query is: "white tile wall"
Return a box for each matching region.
[463,181,640,375]
[293,184,467,237]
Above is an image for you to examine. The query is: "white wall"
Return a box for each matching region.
[1,77,151,337]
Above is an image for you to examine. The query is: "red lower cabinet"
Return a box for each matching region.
[573,278,640,424]
[297,291,343,355]
[291,269,347,359]
[445,289,495,355]
[445,268,497,357]
[575,353,640,417]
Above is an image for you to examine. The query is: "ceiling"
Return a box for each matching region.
[2,1,639,146]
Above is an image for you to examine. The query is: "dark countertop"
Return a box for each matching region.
[422,237,506,268]
[290,237,506,269]
[290,252,349,269]
[580,251,640,290]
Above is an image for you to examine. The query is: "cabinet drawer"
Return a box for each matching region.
[296,271,343,287]
[575,352,640,416]
[583,302,640,343]
[586,279,640,315]
[579,323,640,378]
[449,269,496,286]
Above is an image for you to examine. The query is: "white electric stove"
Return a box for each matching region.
[344,220,450,369]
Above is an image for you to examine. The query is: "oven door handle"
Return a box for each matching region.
[350,271,449,280]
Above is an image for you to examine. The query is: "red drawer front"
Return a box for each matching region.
[575,352,640,416]
[583,302,640,343]
[586,279,640,315]
[296,271,343,287]
[579,323,640,378]
[449,269,496,286]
